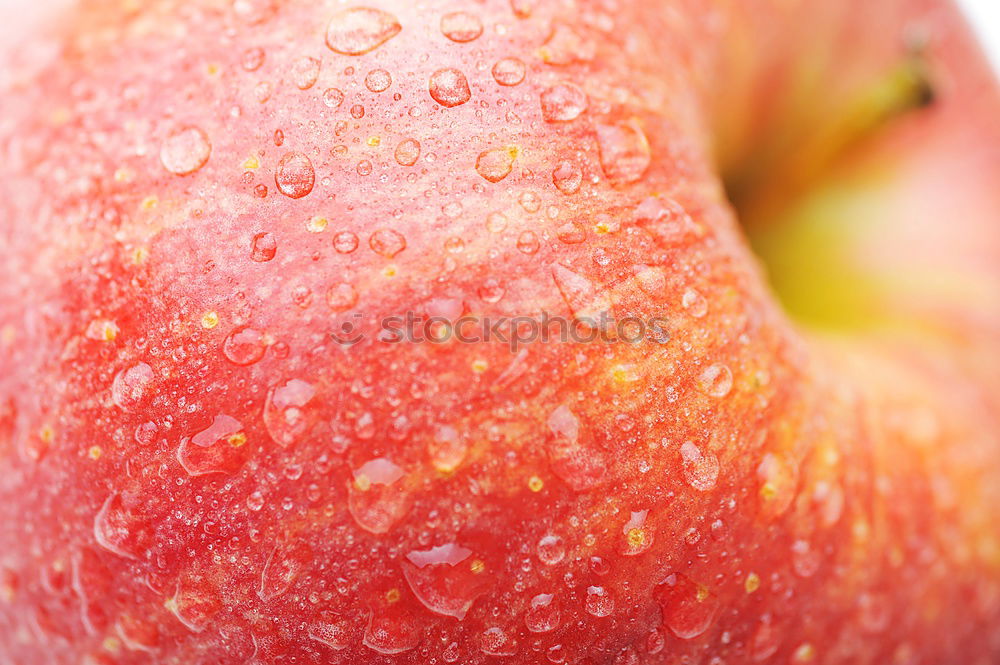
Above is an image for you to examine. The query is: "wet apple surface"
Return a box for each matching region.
[0,1,999,664]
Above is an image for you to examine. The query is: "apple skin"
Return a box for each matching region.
[1,0,999,664]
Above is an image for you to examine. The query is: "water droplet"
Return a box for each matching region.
[475,146,518,183]
[429,68,471,107]
[679,442,719,491]
[250,232,277,262]
[539,83,587,122]
[323,87,345,109]
[326,283,358,312]
[273,128,284,146]
[681,288,707,317]
[750,617,781,661]
[545,404,606,491]
[233,0,277,24]
[369,229,406,258]
[486,212,508,233]
[364,605,422,655]
[492,57,526,86]
[93,492,154,560]
[262,378,318,448]
[585,586,614,617]
[160,126,211,176]
[633,196,699,247]
[595,121,651,185]
[246,490,265,512]
[402,543,490,619]
[177,414,250,476]
[259,542,313,601]
[166,578,222,633]
[394,138,421,166]
[791,539,821,578]
[556,221,586,244]
[551,264,613,327]
[480,627,517,656]
[111,363,154,412]
[478,279,506,304]
[857,592,890,633]
[757,452,799,518]
[291,56,321,90]
[223,327,266,366]
[365,69,392,92]
[274,152,315,199]
[440,11,483,42]
[308,617,351,650]
[536,535,565,565]
[348,458,410,533]
[551,160,582,194]
[350,104,366,119]
[428,425,468,472]
[539,23,594,65]
[241,47,265,71]
[516,231,539,254]
[326,7,402,55]
[331,231,359,254]
[656,573,718,640]
[697,363,733,398]
[525,593,561,632]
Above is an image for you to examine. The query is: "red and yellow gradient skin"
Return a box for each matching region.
[0,1,999,664]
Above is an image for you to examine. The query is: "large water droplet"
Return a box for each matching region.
[539,23,595,65]
[177,414,250,476]
[656,573,718,640]
[596,121,650,185]
[275,152,315,199]
[540,83,587,122]
[551,160,582,194]
[365,68,392,92]
[492,58,526,86]
[402,544,490,619]
[160,126,211,176]
[326,283,359,312]
[308,617,351,650]
[323,87,345,109]
[536,535,565,565]
[262,379,318,447]
[348,458,410,533]
[223,327,267,366]
[681,288,708,318]
[94,492,154,560]
[364,604,422,654]
[250,232,277,262]
[394,139,421,166]
[546,404,606,491]
[697,363,733,398]
[440,11,483,42]
[480,627,518,656]
[551,264,614,329]
[259,542,314,601]
[111,363,154,413]
[333,231,360,253]
[291,56,321,90]
[427,425,468,472]
[679,441,719,491]
[369,229,406,258]
[233,0,277,24]
[757,452,799,518]
[525,593,561,632]
[633,196,699,247]
[429,68,471,107]
[475,146,518,183]
[166,578,222,633]
[585,586,614,617]
[326,7,402,55]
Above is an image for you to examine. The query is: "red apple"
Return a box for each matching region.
[1,1,999,664]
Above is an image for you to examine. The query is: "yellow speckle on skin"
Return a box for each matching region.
[611,364,640,384]
[626,528,647,548]
[744,572,761,593]
[528,476,544,492]
[759,482,778,502]
[141,196,158,210]
[206,63,221,77]
[39,425,55,444]
[470,559,486,574]
[382,265,398,278]
[102,636,121,653]
[0,584,13,602]
[385,588,401,604]
[792,643,816,662]
[201,311,220,329]
[354,474,372,492]
[114,168,134,183]
[695,584,711,603]
[307,217,329,233]
[49,108,71,125]
[227,432,247,448]
[1,325,15,346]
[471,359,488,374]
[88,446,103,460]
[367,136,381,147]
[242,155,261,170]
[132,246,150,265]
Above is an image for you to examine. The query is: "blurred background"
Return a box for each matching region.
[0,0,997,73]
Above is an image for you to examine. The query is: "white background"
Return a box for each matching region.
[0,0,997,72]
